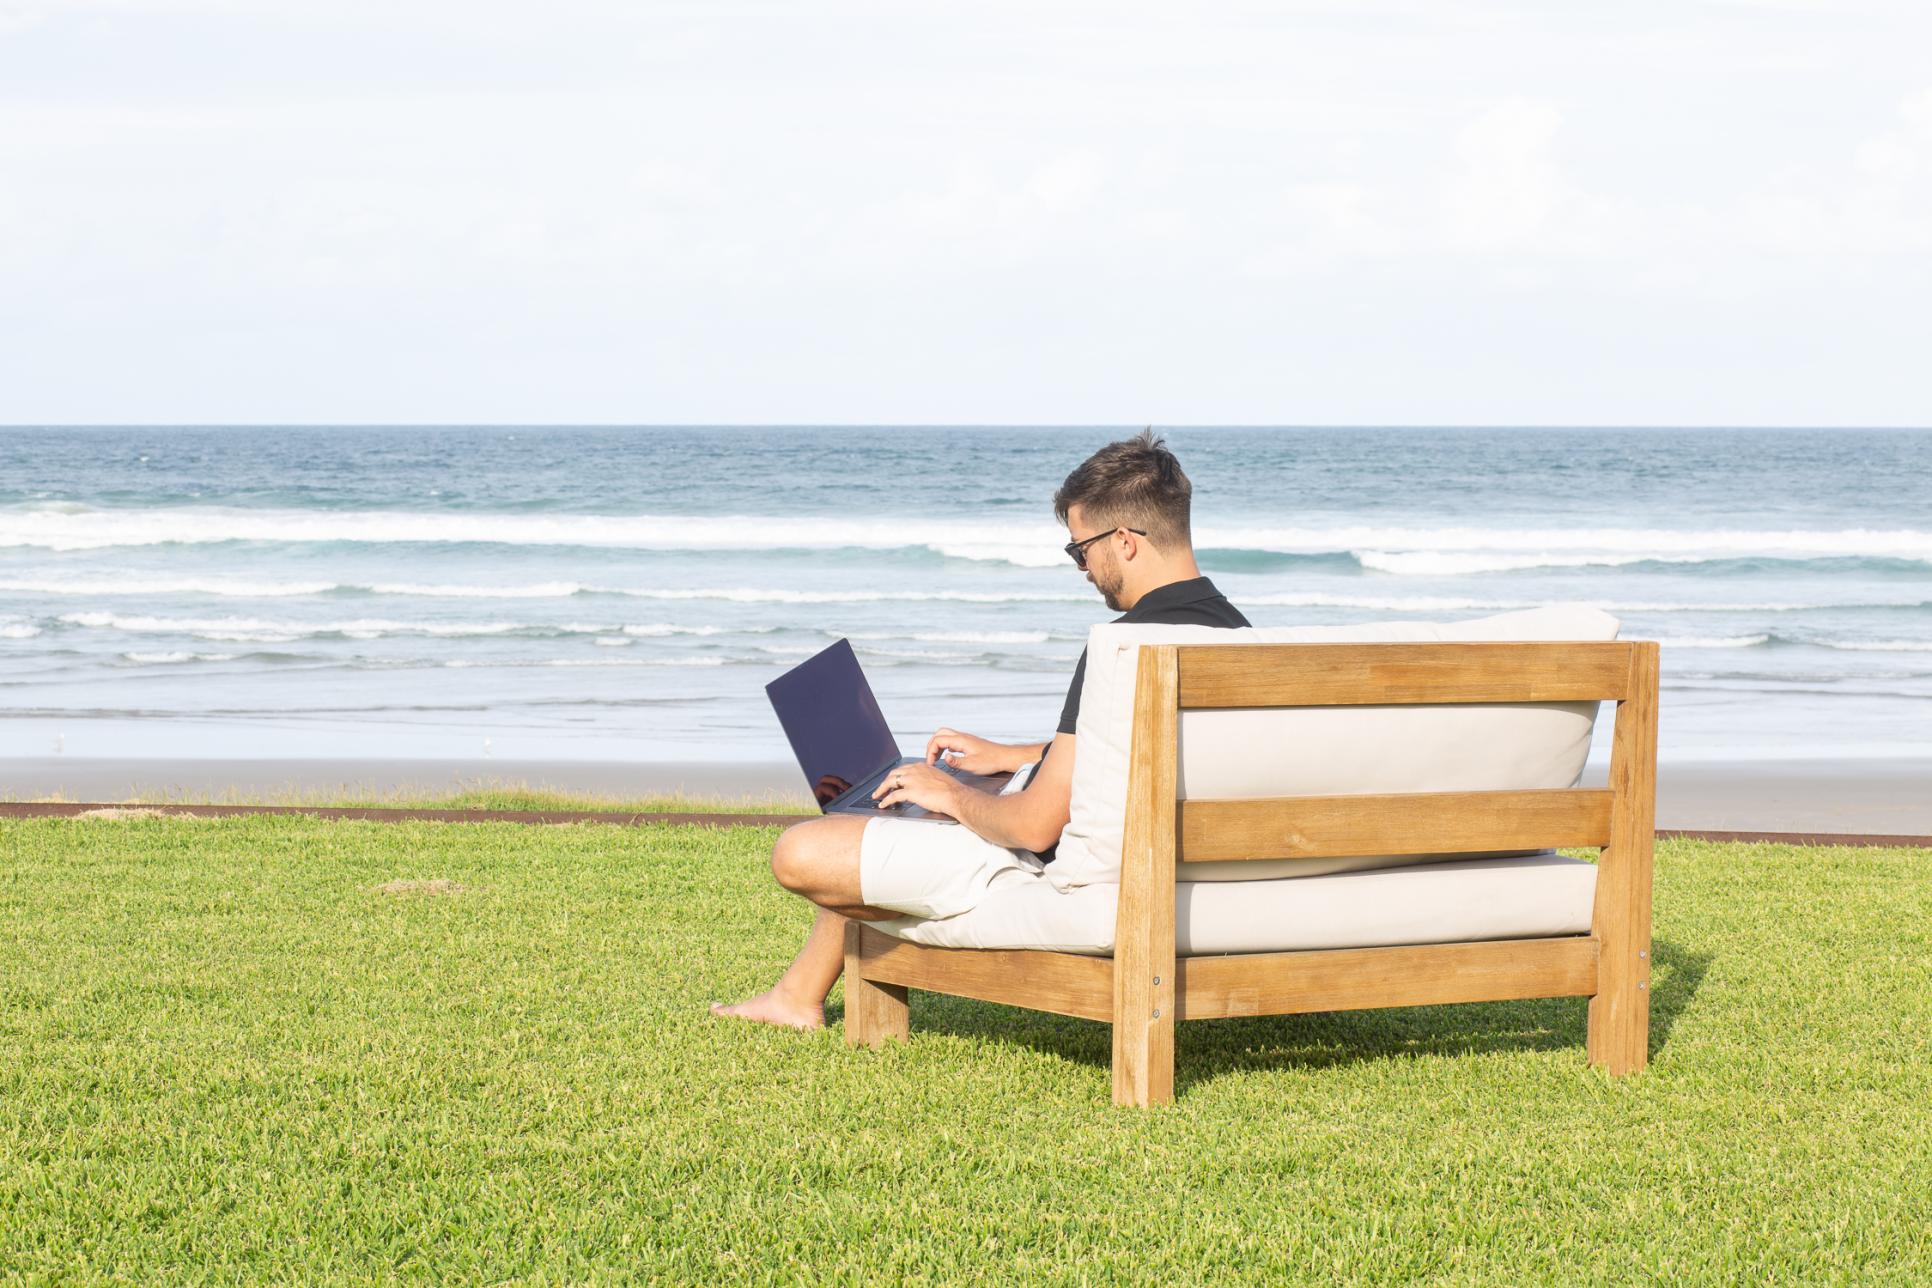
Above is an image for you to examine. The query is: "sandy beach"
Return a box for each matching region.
[5,755,1929,834]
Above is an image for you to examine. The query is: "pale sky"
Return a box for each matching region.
[2,1,1928,425]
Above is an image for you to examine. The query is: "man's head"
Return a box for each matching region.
[1054,429,1200,612]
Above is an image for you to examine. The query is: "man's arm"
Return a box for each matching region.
[924,727,1045,776]
[875,731,1075,855]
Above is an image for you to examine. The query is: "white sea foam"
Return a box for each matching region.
[49,611,765,643]
[931,542,1068,568]
[617,623,731,636]
[855,645,983,662]
[58,612,531,640]
[120,650,239,664]
[54,610,730,641]
[43,611,885,644]
[844,629,1056,644]
[1655,635,1772,649]
[368,580,588,598]
[1240,525,1932,565]
[606,587,1092,605]
[757,642,1009,664]
[0,576,338,597]
[0,572,1920,614]
[0,623,42,638]
[1237,592,1878,614]
[42,606,1923,658]
[1820,639,1932,653]
[0,574,1083,603]
[1354,551,1700,576]
[0,574,1103,605]
[540,656,727,667]
[0,507,1085,554]
[12,505,1930,566]
[442,656,727,668]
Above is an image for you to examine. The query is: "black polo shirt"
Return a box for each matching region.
[1053,575,1250,737]
[1026,576,1249,859]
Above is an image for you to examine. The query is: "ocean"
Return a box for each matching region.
[2,425,1928,766]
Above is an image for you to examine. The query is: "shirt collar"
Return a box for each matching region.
[1119,576,1223,621]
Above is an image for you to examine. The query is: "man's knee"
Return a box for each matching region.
[770,817,863,898]
[771,823,809,892]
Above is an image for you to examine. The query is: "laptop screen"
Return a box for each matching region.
[765,639,901,807]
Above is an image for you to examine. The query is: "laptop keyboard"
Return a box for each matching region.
[846,759,960,812]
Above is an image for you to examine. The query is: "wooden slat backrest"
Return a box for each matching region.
[1178,789,1614,862]
[1162,640,1646,864]
[1175,640,1633,707]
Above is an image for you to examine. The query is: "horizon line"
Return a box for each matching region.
[5,422,1930,432]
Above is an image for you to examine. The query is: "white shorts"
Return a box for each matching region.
[858,816,1047,921]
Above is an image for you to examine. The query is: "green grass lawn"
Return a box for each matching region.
[3,817,1928,1283]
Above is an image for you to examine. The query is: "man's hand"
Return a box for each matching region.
[871,762,962,816]
[925,727,1030,775]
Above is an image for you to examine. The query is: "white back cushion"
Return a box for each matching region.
[1045,605,1622,890]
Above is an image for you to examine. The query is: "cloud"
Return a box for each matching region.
[1442,100,1564,250]
[1,3,1930,422]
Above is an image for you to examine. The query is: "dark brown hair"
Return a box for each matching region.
[1052,428,1192,550]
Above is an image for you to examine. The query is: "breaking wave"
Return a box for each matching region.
[5,505,1931,571]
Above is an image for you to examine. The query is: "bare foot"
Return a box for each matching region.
[709,988,824,1031]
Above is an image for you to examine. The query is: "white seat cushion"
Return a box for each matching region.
[874,853,1597,956]
[1048,605,1621,891]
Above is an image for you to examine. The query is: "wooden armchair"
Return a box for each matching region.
[843,640,1659,1106]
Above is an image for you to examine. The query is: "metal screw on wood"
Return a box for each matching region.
[1639,950,1648,959]
[1152,1008,1161,1018]
[1153,976,1161,986]
[1638,982,1648,990]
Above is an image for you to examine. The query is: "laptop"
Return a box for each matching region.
[766,638,1010,822]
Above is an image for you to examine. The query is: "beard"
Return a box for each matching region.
[1090,555,1127,612]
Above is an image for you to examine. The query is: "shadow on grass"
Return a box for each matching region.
[890,939,1712,1092]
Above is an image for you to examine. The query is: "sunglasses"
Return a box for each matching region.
[1063,527,1146,570]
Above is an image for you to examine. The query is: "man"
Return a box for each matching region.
[712,430,1249,1029]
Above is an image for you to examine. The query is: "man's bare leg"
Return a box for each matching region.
[710,815,894,1030]
[708,906,847,1030]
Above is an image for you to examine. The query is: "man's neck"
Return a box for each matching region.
[1119,562,1204,611]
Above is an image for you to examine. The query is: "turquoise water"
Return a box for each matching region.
[1,425,1928,763]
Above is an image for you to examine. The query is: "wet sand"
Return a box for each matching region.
[1578,759,1932,835]
[4,756,1930,833]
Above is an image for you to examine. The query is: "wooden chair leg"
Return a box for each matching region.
[1112,644,1179,1107]
[1587,835,1653,1074]
[1587,972,1646,1074]
[842,920,909,1048]
[1589,641,1657,1076]
[1111,1011,1174,1107]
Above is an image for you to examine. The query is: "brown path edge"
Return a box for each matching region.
[0,801,813,828]
[0,800,1927,848]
